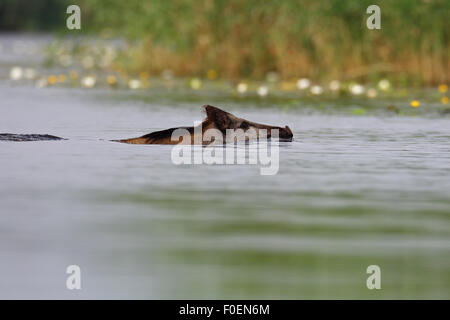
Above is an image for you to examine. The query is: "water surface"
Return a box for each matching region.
[0,35,449,299]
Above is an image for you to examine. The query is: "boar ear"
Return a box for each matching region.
[285,125,292,135]
[203,105,230,130]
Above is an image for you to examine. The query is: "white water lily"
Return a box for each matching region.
[310,85,324,95]
[128,79,142,89]
[10,67,23,80]
[257,85,269,97]
[296,78,310,90]
[81,76,96,88]
[237,82,248,93]
[378,79,391,91]
[329,80,341,91]
[350,83,365,95]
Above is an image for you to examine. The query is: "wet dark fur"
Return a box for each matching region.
[142,127,194,140]
[0,105,293,144]
[0,133,65,142]
[115,105,293,144]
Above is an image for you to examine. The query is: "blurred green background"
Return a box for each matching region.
[1,0,450,300]
[1,0,448,84]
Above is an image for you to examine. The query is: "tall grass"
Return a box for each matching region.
[78,0,448,84]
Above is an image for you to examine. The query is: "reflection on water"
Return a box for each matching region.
[0,35,449,299]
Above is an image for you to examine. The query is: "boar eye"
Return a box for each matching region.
[240,121,249,129]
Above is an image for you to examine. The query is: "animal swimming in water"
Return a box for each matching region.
[0,134,65,141]
[114,105,293,145]
[0,105,293,144]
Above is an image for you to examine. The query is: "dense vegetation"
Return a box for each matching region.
[2,0,448,84]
